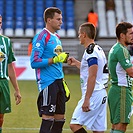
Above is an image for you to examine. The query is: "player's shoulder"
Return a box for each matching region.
[95,44,102,50]
[33,29,49,41]
[114,43,127,53]
[0,34,10,40]
[37,28,48,37]
[94,44,104,54]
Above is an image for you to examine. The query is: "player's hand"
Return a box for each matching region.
[67,57,80,67]
[67,57,76,66]
[82,99,91,112]
[14,91,22,105]
[53,52,69,63]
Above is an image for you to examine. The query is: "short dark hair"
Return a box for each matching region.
[116,22,133,39]
[44,7,62,23]
[90,9,94,13]
[80,22,96,39]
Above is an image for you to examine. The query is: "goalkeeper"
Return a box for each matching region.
[30,7,69,133]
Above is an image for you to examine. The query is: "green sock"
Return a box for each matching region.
[110,129,114,133]
[0,127,2,133]
[113,129,124,133]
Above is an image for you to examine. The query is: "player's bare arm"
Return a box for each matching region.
[67,57,81,69]
[125,66,133,78]
[8,63,21,105]
[82,65,97,112]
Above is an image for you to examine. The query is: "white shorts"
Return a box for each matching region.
[70,88,107,131]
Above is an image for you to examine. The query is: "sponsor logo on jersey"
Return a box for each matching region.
[54,45,63,55]
[5,107,9,111]
[0,51,5,62]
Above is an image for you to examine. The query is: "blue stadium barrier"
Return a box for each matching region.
[36,7,44,19]
[25,20,34,29]
[25,20,34,37]
[0,0,4,16]
[4,20,14,36]
[5,0,14,20]
[56,0,65,16]
[2,0,76,37]
[25,0,34,20]
[16,0,24,21]
[5,20,14,29]
[45,0,54,8]
[35,19,44,29]
[15,20,24,29]
[15,20,24,36]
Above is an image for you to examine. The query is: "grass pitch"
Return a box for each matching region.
[2,74,133,133]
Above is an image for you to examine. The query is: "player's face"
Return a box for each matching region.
[50,13,62,32]
[78,28,85,45]
[124,27,133,45]
[0,17,2,29]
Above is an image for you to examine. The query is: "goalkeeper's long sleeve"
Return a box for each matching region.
[30,50,49,69]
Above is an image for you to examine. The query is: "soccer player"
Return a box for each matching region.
[0,15,21,133]
[108,22,133,133]
[30,7,69,133]
[68,22,107,133]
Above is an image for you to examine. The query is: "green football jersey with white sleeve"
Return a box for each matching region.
[108,42,132,87]
[0,35,15,79]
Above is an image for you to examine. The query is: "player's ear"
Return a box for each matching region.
[120,33,125,39]
[82,32,86,38]
[47,18,51,23]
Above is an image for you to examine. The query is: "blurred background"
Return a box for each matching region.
[0,0,133,79]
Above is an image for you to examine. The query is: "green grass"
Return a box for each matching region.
[2,74,133,133]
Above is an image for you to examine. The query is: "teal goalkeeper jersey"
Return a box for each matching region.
[108,42,132,87]
[0,35,15,79]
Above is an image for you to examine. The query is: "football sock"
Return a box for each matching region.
[39,119,54,133]
[0,128,2,133]
[51,119,65,133]
[113,130,124,133]
[74,127,87,133]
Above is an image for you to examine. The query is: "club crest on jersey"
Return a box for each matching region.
[0,45,4,49]
[126,59,130,64]
[36,43,40,47]
[54,45,63,55]
[0,51,5,62]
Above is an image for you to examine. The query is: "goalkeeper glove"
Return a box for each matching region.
[63,79,70,102]
[53,52,69,63]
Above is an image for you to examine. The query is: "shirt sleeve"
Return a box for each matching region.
[87,57,98,67]
[8,39,16,64]
[30,35,49,69]
[116,47,132,70]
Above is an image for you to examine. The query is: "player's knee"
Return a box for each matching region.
[51,119,65,133]
[70,124,83,132]
[70,126,87,133]
[70,124,74,131]
[0,117,4,127]
[114,123,127,132]
[40,118,54,133]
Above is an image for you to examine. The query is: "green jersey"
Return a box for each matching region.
[108,42,132,87]
[0,35,15,79]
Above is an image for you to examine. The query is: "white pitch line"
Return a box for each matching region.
[3,128,39,130]
[3,128,133,132]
